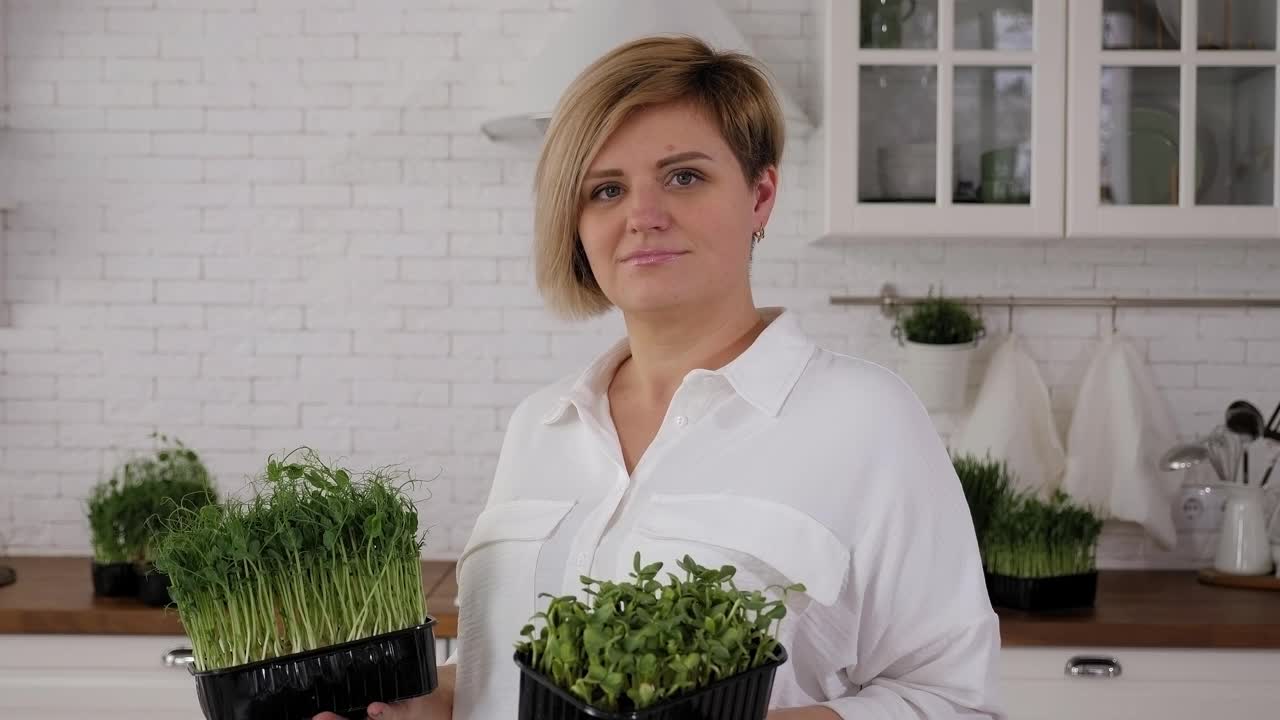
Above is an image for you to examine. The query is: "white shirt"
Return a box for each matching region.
[449,307,1006,719]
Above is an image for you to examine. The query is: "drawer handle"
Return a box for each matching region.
[164,648,196,668]
[1065,655,1122,679]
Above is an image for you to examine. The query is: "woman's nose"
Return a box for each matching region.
[625,186,672,234]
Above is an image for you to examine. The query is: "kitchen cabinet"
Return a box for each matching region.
[813,0,1280,241]
[814,0,1067,240]
[1000,646,1280,719]
[1068,0,1280,237]
[0,633,454,718]
[0,634,203,720]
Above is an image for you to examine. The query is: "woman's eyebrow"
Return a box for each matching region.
[656,150,713,168]
[584,151,714,181]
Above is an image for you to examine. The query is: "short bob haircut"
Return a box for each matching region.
[533,34,786,320]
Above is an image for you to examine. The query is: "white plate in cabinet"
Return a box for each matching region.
[1000,647,1280,720]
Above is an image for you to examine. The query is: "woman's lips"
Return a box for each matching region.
[623,250,686,266]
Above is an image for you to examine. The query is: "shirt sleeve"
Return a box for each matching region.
[818,384,1007,719]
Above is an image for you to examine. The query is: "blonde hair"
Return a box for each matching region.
[533,34,786,320]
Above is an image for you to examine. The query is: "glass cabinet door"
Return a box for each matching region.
[1069,0,1280,237]
[820,0,1066,240]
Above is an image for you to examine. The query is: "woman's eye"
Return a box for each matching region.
[591,184,622,201]
[670,170,700,187]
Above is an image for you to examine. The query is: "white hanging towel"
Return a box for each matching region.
[951,334,1066,496]
[1061,334,1182,550]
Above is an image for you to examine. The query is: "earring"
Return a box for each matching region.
[751,228,765,245]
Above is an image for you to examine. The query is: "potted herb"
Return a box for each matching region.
[513,552,803,720]
[953,452,1104,611]
[87,434,218,601]
[134,436,218,606]
[152,447,438,720]
[896,289,985,411]
[86,475,146,597]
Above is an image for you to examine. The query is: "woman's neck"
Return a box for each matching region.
[613,300,768,406]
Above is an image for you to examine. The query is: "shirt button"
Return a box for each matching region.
[577,552,588,566]
[674,415,688,427]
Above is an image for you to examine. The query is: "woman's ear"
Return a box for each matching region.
[752,165,779,227]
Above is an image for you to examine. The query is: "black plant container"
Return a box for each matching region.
[137,566,173,607]
[91,560,139,598]
[514,645,786,720]
[985,571,1098,612]
[192,617,438,720]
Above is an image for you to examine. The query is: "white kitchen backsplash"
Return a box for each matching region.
[0,0,1277,567]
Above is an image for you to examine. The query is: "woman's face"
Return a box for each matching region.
[576,101,777,316]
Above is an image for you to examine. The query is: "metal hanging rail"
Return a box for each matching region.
[831,285,1280,329]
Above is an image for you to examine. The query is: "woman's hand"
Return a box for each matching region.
[313,665,455,720]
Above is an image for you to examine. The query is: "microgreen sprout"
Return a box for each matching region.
[153,447,429,672]
[952,452,1104,578]
[87,433,216,565]
[517,552,804,711]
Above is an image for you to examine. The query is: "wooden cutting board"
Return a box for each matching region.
[1198,567,1280,591]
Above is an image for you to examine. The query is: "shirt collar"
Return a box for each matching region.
[540,307,815,425]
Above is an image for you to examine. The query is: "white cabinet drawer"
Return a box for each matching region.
[0,634,203,719]
[1001,647,1280,720]
[0,634,454,718]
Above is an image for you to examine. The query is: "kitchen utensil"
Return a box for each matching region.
[1206,426,1238,483]
[1214,483,1275,575]
[1160,440,1228,483]
[1226,400,1266,439]
[1258,440,1280,487]
[1161,441,1212,472]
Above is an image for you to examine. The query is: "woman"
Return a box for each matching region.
[321,35,1004,720]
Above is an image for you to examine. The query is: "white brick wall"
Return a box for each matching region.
[1,0,1278,569]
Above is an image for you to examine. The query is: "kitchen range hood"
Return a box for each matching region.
[480,0,813,141]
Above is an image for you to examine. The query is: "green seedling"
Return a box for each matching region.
[517,552,804,711]
[153,447,428,672]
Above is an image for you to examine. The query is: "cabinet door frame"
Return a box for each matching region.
[1066,0,1280,238]
[820,0,1067,241]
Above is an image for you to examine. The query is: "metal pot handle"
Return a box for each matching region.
[164,648,195,668]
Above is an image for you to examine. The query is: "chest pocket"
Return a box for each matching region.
[634,493,850,607]
[453,499,575,720]
[456,498,576,607]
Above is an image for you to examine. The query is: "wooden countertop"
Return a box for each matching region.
[0,557,458,638]
[4,559,1279,649]
[997,569,1280,649]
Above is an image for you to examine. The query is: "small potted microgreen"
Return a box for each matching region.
[87,434,218,601]
[153,448,438,720]
[86,472,148,597]
[953,452,1104,611]
[133,435,218,606]
[514,552,803,720]
[895,288,985,411]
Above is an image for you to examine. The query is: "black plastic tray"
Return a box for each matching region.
[514,645,786,720]
[91,560,139,597]
[137,568,173,607]
[986,571,1098,611]
[192,617,438,720]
